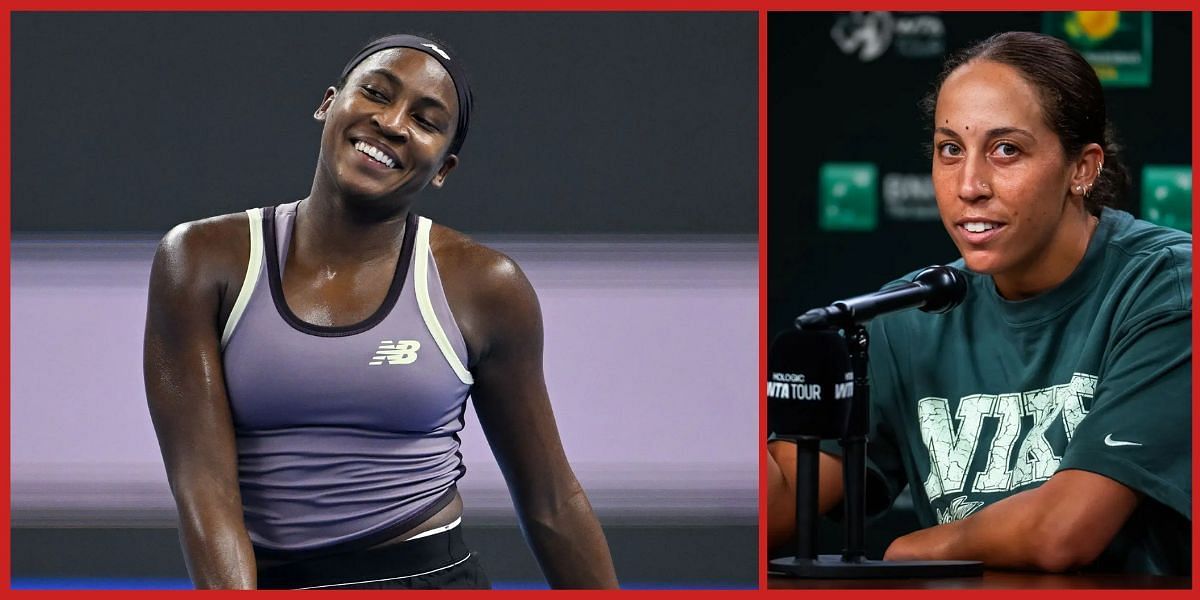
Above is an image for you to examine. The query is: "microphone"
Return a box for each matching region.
[767,328,854,440]
[767,327,854,563]
[771,266,984,579]
[795,265,967,330]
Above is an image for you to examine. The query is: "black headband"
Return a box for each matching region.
[339,34,472,155]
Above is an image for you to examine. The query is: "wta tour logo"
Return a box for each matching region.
[768,371,853,401]
[831,12,945,62]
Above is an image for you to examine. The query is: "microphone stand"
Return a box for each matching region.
[840,324,870,563]
[788,434,822,562]
[769,323,983,578]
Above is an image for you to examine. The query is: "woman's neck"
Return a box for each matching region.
[992,207,1100,300]
[291,193,411,266]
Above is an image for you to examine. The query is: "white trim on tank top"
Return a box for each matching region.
[405,516,462,541]
[221,208,264,349]
[219,210,474,387]
[295,551,472,589]
[414,217,474,385]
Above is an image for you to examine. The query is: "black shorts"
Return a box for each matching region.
[256,525,490,590]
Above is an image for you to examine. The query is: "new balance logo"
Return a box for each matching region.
[369,340,421,366]
[422,43,450,60]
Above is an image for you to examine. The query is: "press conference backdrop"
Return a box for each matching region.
[768,11,1192,556]
[11,13,757,589]
[769,11,1192,336]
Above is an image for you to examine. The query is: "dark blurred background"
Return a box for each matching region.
[10,12,757,590]
[768,11,1192,557]
[13,12,756,234]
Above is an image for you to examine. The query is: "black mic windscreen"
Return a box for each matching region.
[767,328,854,439]
[913,265,968,313]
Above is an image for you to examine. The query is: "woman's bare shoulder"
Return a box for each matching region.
[428,223,529,292]
[153,210,255,290]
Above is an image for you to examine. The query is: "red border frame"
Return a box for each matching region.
[3,2,1197,9]
[759,6,1197,597]
[757,7,770,593]
[0,5,10,595]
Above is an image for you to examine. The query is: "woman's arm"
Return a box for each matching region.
[884,469,1139,572]
[465,252,618,589]
[767,442,845,550]
[886,296,1187,571]
[143,220,256,589]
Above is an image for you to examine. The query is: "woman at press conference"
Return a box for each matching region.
[768,31,1190,575]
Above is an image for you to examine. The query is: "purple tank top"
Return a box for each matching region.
[221,201,474,555]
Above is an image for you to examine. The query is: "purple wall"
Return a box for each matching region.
[11,235,757,524]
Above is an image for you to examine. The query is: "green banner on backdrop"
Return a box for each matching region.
[1043,11,1152,87]
[819,163,878,231]
[1141,165,1191,232]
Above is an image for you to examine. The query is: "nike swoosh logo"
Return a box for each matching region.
[1104,434,1142,447]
